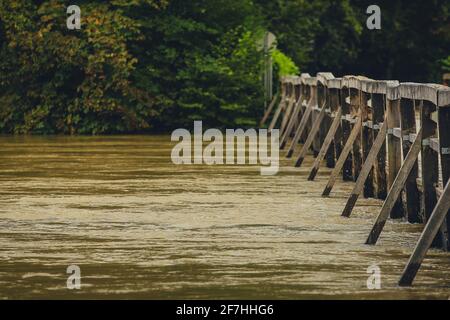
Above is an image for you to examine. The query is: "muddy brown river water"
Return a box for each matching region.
[0,135,449,299]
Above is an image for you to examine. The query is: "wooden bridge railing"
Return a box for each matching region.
[260,73,450,286]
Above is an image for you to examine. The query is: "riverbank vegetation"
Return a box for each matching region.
[0,0,448,134]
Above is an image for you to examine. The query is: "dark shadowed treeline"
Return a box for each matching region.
[0,0,448,134]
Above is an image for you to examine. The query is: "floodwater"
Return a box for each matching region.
[0,135,448,299]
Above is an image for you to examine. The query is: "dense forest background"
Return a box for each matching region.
[0,0,449,134]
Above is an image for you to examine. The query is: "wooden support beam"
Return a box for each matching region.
[280,92,295,136]
[341,118,388,217]
[386,97,404,219]
[285,99,313,158]
[372,93,388,200]
[366,127,423,245]
[294,103,326,167]
[308,107,342,180]
[438,105,450,250]
[350,88,363,181]
[361,92,374,198]
[268,99,284,131]
[322,111,362,196]
[280,99,302,149]
[341,87,353,181]
[400,98,421,223]
[398,178,450,286]
[420,100,445,247]
[260,93,279,127]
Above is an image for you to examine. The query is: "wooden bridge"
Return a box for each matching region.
[260,73,450,286]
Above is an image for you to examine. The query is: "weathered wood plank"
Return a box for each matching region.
[260,93,280,127]
[361,91,374,197]
[294,104,326,167]
[366,127,423,245]
[386,97,404,219]
[285,99,314,158]
[350,88,362,181]
[438,105,450,250]
[322,111,362,196]
[398,177,450,286]
[420,100,445,247]
[268,99,284,131]
[341,87,353,181]
[400,98,421,223]
[280,98,301,149]
[280,92,295,136]
[372,93,388,200]
[308,107,342,180]
[341,118,388,217]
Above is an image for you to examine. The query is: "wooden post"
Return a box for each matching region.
[386,86,404,219]
[268,78,288,131]
[349,85,362,181]
[340,81,398,217]
[398,177,450,286]
[317,73,335,161]
[420,99,445,247]
[268,97,284,131]
[260,93,280,127]
[322,110,362,196]
[341,119,387,217]
[366,127,423,245]
[366,84,443,245]
[400,98,421,223]
[340,80,353,181]
[280,77,304,149]
[294,73,333,167]
[294,101,325,167]
[438,95,450,250]
[280,80,295,135]
[398,86,450,286]
[372,92,388,200]
[334,87,344,168]
[285,77,317,158]
[307,79,342,180]
[361,86,374,198]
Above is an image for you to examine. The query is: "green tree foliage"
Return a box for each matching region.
[128,0,266,130]
[0,0,266,133]
[0,0,152,134]
[272,49,299,76]
[0,0,448,134]
[258,0,449,82]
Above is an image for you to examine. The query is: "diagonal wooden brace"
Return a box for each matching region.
[399,178,450,286]
[280,97,295,136]
[285,100,314,158]
[308,107,342,181]
[280,100,302,149]
[341,118,388,217]
[322,110,362,196]
[294,104,326,168]
[268,98,285,131]
[260,93,279,127]
[366,127,423,245]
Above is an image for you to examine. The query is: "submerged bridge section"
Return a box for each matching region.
[261,73,450,286]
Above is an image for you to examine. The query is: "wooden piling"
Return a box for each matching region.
[386,85,404,219]
[360,83,374,198]
[341,81,397,217]
[400,98,421,223]
[322,110,362,196]
[438,91,450,250]
[280,74,311,149]
[294,73,334,168]
[308,78,342,180]
[285,77,317,158]
[340,78,353,181]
